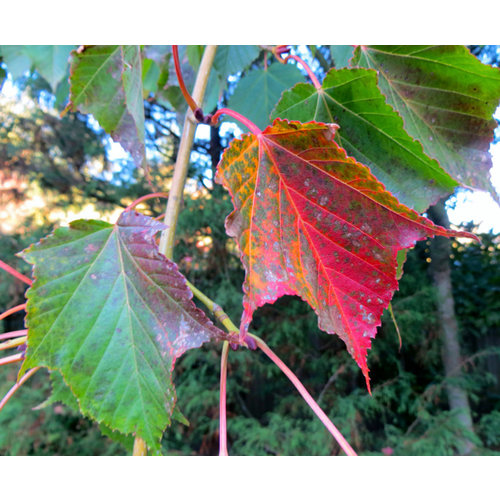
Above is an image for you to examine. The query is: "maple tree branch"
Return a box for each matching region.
[219,341,229,456]
[249,334,358,456]
[0,367,40,413]
[0,259,33,286]
[158,45,217,260]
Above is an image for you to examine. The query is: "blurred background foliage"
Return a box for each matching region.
[0,45,499,455]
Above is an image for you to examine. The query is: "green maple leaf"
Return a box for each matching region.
[19,211,232,451]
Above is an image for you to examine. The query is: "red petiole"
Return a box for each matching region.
[219,341,229,456]
[0,330,28,341]
[0,367,40,412]
[211,108,262,136]
[172,45,200,115]
[0,352,24,367]
[273,45,322,90]
[0,303,26,322]
[0,259,32,286]
[251,334,357,456]
[124,192,170,212]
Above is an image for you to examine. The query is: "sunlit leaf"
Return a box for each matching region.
[271,68,458,211]
[0,45,33,80]
[216,119,476,388]
[19,211,231,451]
[25,46,75,91]
[352,45,500,201]
[142,58,160,97]
[67,45,146,171]
[0,45,74,91]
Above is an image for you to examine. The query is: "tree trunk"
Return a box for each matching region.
[427,198,476,455]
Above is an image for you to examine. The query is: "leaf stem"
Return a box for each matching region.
[186,279,357,456]
[219,341,229,456]
[0,336,27,351]
[0,352,24,367]
[124,193,169,212]
[0,259,32,286]
[211,108,262,136]
[0,329,28,341]
[172,45,200,114]
[0,367,40,413]
[285,54,322,89]
[158,45,217,260]
[0,303,26,321]
[249,333,358,456]
[273,45,322,90]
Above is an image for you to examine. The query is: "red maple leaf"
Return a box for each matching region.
[216,118,476,390]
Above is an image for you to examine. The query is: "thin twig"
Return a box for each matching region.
[388,303,403,351]
[317,364,346,404]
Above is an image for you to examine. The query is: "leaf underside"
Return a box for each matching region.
[271,67,458,212]
[68,45,146,172]
[353,45,500,202]
[216,118,476,389]
[19,211,230,451]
